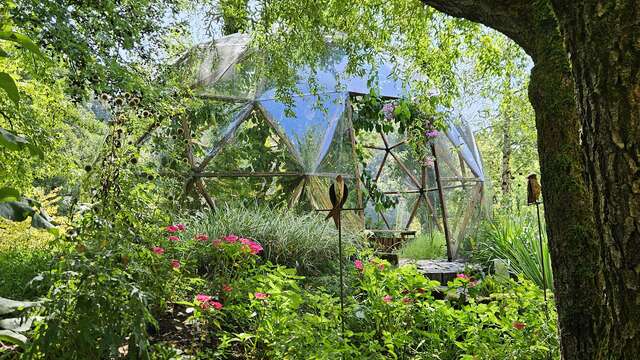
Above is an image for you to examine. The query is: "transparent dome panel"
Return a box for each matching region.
[201,111,303,174]
[189,101,251,160]
[258,92,350,174]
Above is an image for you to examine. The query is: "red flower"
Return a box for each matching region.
[166,225,179,233]
[171,259,181,269]
[402,297,413,304]
[383,295,393,303]
[210,301,223,310]
[152,247,164,255]
[224,234,239,243]
[176,223,186,231]
[196,234,209,241]
[513,321,526,330]
[168,235,180,241]
[222,284,233,293]
[354,260,364,271]
[255,292,269,300]
[378,263,385,271]
[212,239,222,247]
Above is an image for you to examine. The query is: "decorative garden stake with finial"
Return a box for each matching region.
[316,175,362,337]
[527,173,549,315]
[327,175,348,335]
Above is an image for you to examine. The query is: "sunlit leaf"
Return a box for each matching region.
[0,187,20,202]
[0,30,44,57]
[0,71,19,105]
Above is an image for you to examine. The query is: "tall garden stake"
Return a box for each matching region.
[527,174,549,316]
[317,176,363,336]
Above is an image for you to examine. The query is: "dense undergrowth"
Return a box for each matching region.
[0,218,559,359]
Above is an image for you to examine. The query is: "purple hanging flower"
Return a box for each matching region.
[382,103,395,120]
[425,129,440,138]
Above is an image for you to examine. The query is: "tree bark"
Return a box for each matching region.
[549,1,640,357]
[422,1,603,358]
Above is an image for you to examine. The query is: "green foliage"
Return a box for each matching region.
[473,211,553,290]
[396,231,447,260]
[185,205,363,276]
[151,246,559,359]
[0,248,50,300]
[27,248,163,359]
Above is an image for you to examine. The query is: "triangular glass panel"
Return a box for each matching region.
[316,108,357,176]
[258,92,349,174]
[201,175,302,208]
[201,110,303,174]
[189,101,252,161]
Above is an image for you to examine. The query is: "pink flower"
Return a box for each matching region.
[170,259,181,269]
[512,321,526,330]
[354,260,364,271]
[196,234,209,241]
[249,242,263,255]
[196,294,212,303]
[383,295,393,303]
[254,292,269,300]
[210,301,223,310]
[222,284,233,293]
[212,239,222,247]
[176,223,186,231]
[456,273,470,280]
[152,247,164,255]
[425,129,440,138]
[240,238,263,255]
[378,263,385,271]
[224,234,239,243]
[168,235,180,241]
[166,225,179,233]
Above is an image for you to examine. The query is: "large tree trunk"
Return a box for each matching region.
[550,1,640,357]
[422,1,602,358]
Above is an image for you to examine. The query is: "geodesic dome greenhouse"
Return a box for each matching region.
[175,33,487,258]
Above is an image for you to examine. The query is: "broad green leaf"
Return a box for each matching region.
[0,71,19,105]
[31,211,55,230]
[0,187,20,202]
[0,127,43,157]
[0,297,40,316]
[0,127,28,151]
[0,30,43,57]
[0,316,40,333]
[0,200,35,222]
[0,329,27,346]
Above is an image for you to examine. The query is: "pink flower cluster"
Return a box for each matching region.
[196,294,223,310]
[166,223,186,233]
[214,234,263,255]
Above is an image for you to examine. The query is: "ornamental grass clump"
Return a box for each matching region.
[185,205,364,276]
[473,212,553,290]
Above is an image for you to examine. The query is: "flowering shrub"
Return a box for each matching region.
[152,240,559,359]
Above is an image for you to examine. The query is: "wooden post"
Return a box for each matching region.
[431,143,453,261]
